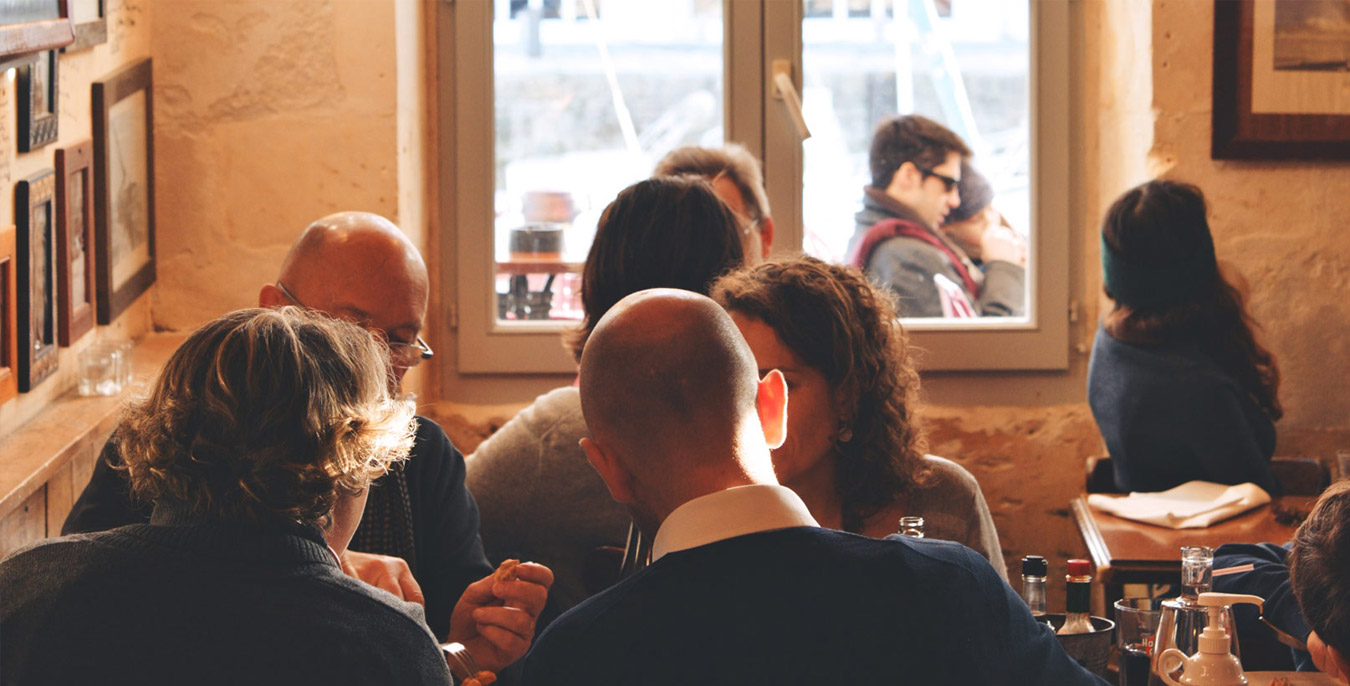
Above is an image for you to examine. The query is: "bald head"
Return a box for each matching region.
[580,289,760,469]
[261,212,429,385]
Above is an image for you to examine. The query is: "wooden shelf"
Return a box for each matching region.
[0,334,183,554]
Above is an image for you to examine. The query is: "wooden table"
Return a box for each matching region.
[1072,494,1314,605]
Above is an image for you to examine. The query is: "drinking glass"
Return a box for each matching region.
[1114,597,1164,686]
[78,345,121,397]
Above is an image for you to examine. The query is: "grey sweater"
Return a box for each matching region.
[468,387,1008,622]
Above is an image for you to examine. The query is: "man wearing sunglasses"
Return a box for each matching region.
[847,114,1025,318]
[64,212,551,677]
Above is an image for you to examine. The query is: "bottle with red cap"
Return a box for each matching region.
[1056,559,1095,635]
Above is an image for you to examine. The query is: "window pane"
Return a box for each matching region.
[493,0,725,323]
[800,0,1030,319]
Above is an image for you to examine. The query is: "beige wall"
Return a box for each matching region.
[0,0,153,438]
[150,1,399,323]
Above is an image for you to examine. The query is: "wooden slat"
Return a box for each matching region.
[0,487,46,558]
[45,460,74,536]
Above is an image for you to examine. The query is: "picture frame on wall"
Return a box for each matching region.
[93,57,155,325]
[56,140,94,345]
[65,0,104,52]
[1213,0,1350,159]
[0,225,18,406]
[18,49,59,152]
[16,170,59,392]
[0,0,74,60]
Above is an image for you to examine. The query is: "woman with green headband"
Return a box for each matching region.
[1087,180,1282,494]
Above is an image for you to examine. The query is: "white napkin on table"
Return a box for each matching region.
[1087,481,1272,529]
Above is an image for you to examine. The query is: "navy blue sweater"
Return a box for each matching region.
[1088,325,1279,494]
[522,527,1105,686]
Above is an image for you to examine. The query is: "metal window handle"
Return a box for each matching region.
[772,59,811,141]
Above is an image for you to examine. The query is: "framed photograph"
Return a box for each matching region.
[16,170,59,392]
[56,140,94,345]
[65,0,104,52]
[0,0,73,60]
[17,49,59,152]
[0,225,18,405]
[93,57,155,325]
[1213,0,1350,159]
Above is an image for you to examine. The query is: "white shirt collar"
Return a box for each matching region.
[651,484,820,562]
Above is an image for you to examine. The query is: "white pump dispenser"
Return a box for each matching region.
[1159,592,1264,686]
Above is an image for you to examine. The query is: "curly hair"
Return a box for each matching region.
[564,176,746,362]
[117,307,416,527]
[1290,480,1350,661]
[711,256,928,533]
[1102,180,1282,420]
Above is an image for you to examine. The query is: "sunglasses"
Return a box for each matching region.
[916,166,960,194]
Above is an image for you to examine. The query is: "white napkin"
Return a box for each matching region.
[1087,481,1272,529]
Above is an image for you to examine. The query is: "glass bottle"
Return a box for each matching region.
[1057,559,1095,635]
[897,516,925,538]
[1020,555,1051,626]
[1180,545,1214,603]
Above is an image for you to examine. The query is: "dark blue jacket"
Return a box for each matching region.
[523,527,1106,686]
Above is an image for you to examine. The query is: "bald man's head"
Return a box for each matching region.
[580,289,760,471]
[260,212,429,386]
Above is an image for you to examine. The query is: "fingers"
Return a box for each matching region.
[340,550,424,606]
[492,562,552,616]
[400,571,426,606]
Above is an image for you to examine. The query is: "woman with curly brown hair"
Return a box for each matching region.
[1089,180,1282,494]
[0,307,544,685]
[711,256,1005,578]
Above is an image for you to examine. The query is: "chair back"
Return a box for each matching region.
[1085,455,1122,493]
[1269,456,1330,496]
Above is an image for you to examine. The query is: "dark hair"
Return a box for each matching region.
[118,307,415,527]
[869,114,972,190]
[565,177,746,361]
[1290,480,1350,660]
[711,256,928,533]
[1102,180,1282,420]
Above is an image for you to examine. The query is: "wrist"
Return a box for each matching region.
[441,642,479,682]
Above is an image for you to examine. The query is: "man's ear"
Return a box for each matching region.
[581,436,635,505]
[756,369,788,450]
[885,161,920,197]
[758,215,775,258]
[258,283,287,308]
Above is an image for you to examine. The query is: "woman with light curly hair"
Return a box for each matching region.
[711,256,1006,578]
[0,307,457,685]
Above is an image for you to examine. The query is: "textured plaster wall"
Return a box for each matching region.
[0,0,153,437]
[150,0,400,329]
[1151,0,1350,453]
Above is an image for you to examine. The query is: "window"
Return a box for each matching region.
[442,0,1068,374]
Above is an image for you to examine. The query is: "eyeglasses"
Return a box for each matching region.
[916,166,960,194]
[274,282,434,368]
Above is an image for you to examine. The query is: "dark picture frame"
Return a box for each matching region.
[93,57,155,324]
[18,49,59,152]
[0,0,73,60]
[1213,0,1350,159]
[56,140,94,345]
[0,225,18,405]
[65,0,104,52]
[16,170,59,392]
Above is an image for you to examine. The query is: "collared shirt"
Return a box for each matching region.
[650,484,819,562]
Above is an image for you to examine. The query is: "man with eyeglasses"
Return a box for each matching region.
[847,113,1025,317]
[653,143,775,264]
[63,212,551,678]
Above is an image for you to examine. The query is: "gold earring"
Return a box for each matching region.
[836,421,853,444]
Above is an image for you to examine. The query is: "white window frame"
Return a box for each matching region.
[440,0,1069,376]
